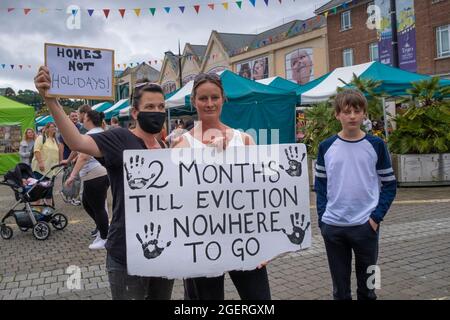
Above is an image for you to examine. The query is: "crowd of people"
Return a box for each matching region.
[31,65,397,300]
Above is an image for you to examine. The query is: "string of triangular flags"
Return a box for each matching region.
[1,0,295,18]
[0,59,162,72]
[321,0,354,18]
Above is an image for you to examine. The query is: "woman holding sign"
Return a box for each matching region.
[34,68,173,300]
[173,73,271,300]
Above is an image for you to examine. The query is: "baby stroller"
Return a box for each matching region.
[0,163,68,240]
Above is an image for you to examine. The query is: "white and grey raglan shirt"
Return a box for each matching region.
[314,134,397,227]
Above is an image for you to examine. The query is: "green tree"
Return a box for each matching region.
[388,77,450,154]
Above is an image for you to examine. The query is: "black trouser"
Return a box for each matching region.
[82,175,110,239]
[184,267,271,300]
[321,221,379,300]
[106,254,174,300]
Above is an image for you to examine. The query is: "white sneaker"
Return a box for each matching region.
[89,236,107,250]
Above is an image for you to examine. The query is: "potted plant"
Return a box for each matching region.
[388,77,450,186]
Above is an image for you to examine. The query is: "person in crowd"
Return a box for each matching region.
[173,72,271,300]
[19,128,36,165]
[65,110,110,250]
[315,89,397,300]
[35,68,174,300]
[30,122,60,206]
[110,117,121,129]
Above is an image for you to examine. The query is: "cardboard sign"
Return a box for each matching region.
[45,43,114,100]
[124,144,311,279]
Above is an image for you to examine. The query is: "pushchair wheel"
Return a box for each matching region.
[51,213,68,230]
[1,225,13,239]
[33,221,51,240]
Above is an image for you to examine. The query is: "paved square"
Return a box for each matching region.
[1,181,449,300]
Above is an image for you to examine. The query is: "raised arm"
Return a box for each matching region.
[34,66,102,158]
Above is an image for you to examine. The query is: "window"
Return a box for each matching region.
[341,11,352,30]
[369,43,379,61]
[343,48,354,66]
[437,25,450,58]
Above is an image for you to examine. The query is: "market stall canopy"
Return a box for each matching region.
[298,61,450,105]
[0,96,35,174]
[92,101,113,112]
[103,99,129,120]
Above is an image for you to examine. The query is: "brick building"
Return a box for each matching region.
[316,0,450,79]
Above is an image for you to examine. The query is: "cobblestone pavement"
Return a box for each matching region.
[1,179,449,300]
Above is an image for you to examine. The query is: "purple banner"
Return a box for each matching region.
[396,0,417,72]
[375,0,393,66]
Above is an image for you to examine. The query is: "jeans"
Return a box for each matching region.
[106,253,174,300]
[321,221,379,300]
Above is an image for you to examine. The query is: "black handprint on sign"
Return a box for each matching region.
[124,155,168,190]
[279,146,306,177]
[281,212,310,247]
[136,222,172,259]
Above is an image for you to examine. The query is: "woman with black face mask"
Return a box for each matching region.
[34,67,173,300]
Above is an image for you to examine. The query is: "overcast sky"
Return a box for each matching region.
[0,0,328,92]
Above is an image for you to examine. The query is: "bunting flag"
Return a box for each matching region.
[1,64,5,69]
[1,1,299,19]
[324,11,329,17]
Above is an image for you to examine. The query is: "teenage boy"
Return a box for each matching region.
[315,89,397,300]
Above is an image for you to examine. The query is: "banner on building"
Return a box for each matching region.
[396,0,417,72]
[285,48,314,85]
[236,56,269,81]
[375,0,416,71]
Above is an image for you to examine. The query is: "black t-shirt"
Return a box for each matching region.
[90,127,166,265]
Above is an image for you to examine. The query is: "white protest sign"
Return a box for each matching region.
[124,144,311,279]
[45,43,114,100]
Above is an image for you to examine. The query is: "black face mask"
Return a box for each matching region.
[137,111,166,134]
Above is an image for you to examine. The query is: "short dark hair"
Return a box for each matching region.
[334,89,368,114]
[78,104,91,114]
[131,78,164,109]
[86,110,105,127]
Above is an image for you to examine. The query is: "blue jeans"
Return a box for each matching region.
[106,253,174,300]
[321,221,379,300]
